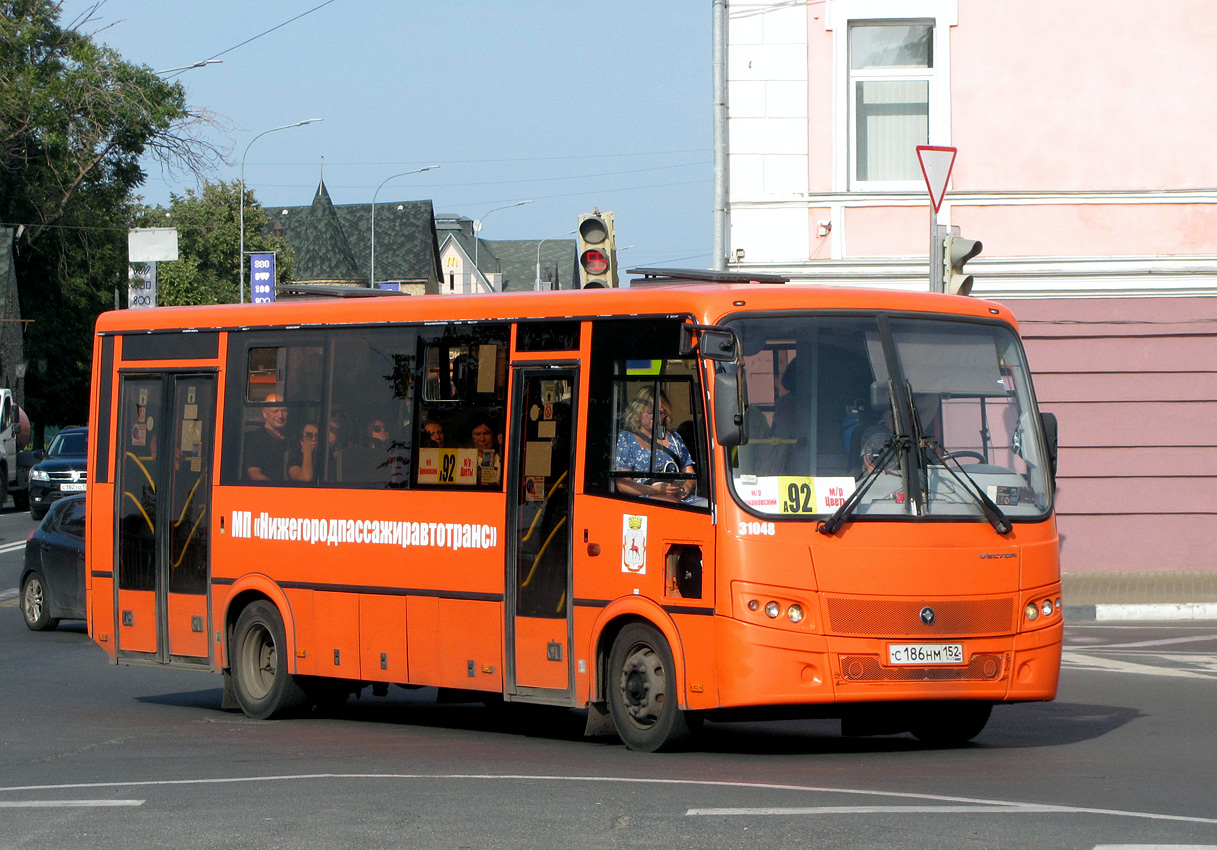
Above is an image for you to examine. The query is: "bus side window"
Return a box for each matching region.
[326,327,417,489]
[584,318,709,509]
[414,327,508,489]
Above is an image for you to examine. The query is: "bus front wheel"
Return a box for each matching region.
[909,702,992,745]
[231,601,308,720]
[607,623,692,752]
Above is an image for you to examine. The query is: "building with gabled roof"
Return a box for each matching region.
[267,179,442,293]
[434,214,576,293]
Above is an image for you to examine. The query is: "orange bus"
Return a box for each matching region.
[85,272,1061,751]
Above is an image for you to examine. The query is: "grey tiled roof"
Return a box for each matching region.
[483,239,578,291]
[266,181,441,289]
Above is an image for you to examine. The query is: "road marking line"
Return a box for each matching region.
[1067,635,1217,650]
[0,774,1214,825]
[1062,651,1217,679]
[0,541,27,555]
[0,589,17,601]
[689,805,1066,815]
[1093,846,1217,849]
[0,800,144,808]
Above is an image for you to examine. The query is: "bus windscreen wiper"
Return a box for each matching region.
[818,435,906,535]
[929,441,1013,535]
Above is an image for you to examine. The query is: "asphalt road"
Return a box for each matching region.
[2,503,1215,849]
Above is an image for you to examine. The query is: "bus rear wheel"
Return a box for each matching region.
[909,702,992,745]
[607,623,691,752]
[231,601,308,720]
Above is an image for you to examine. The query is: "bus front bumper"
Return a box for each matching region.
[711,616,1062,709]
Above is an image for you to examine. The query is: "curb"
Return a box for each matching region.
[1065,603,1217,622]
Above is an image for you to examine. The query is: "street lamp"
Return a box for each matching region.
[370,165,439,288]
[473,200,533,279]
[535,229,576,291]
[239,118,322,303]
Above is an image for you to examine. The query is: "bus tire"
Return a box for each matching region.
[909,702,992,746]
[231,601,308,720]
[607,622,691,752]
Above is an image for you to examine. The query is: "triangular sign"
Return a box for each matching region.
[916,145,957,213]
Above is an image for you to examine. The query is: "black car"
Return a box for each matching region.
[28,426,88,520]
[20,494,86,630]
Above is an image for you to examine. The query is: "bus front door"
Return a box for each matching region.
[115,373,216,666]
[506,368,576,701]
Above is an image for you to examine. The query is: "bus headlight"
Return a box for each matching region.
[1024,602,1040,621]
[786,605,804,623]
[764,601,781,619]
[1041,599,1054,617]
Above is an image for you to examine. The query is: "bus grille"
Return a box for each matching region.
[825,597,1015,638]
[839,653,1007,682]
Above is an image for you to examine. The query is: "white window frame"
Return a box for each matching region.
[826,0,956,193]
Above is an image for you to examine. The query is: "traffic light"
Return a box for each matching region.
[577,210,617,288]
[943,235,982,296]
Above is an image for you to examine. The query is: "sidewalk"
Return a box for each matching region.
[1062,570,1217,622]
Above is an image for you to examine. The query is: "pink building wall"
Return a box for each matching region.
[1007,297,1217,573]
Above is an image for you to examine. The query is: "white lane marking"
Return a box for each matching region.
[0,540,27,555]
[689,805,1066,815]
[1062,651,1217,680]
[1,774,1214,826]
[0,800,144,808]
[1067,635,1217,651]
[1094,846,1217,849]
[0,589,17,602]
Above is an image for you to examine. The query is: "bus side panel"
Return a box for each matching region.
[359,595,408,682]
[116,589,157,653]
[406,595,440,685]
[514,616,567,690]
[669,612,720,710]
[167,593,208,657]
[87,481,117,657]
[439,598,502,692]
[312,591,360,678]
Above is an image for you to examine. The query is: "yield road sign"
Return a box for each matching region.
[917,145,957,213]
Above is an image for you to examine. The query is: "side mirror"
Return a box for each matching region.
[714,363,748,447]
[680,324,738,361]
[1040,411,1058,483]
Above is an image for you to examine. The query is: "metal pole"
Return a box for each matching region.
[711,0,729,271]
[472,200,532,291]
[929,209,943,293]
[535,229,576,291]
[370,166,438,288]
[239,118,322,304]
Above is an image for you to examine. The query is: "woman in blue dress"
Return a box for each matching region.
[613,387,703,505]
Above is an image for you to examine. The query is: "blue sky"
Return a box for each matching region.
[60,0,715,272]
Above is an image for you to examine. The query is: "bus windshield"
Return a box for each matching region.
[728,314,1052,522]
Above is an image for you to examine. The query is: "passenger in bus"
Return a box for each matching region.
[286,423,321,483]
[245,393,289,481]
[367,418,391,450]
[422,419,445,447]
[470,415,502,486]
[613,387,704,505]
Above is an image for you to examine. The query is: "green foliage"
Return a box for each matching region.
[0,0,221,427]
[141,181,295,306]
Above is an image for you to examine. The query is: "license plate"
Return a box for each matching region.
[888,643,964,665]
[60,482,87,492]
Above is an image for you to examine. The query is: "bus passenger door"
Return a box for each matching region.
[506,368,576,701]
[115,373,215,666]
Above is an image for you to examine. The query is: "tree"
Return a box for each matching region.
[0,0,223,429]
[140,181,296,306]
